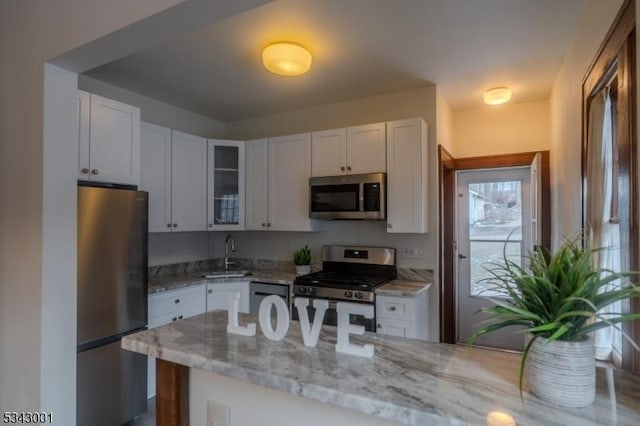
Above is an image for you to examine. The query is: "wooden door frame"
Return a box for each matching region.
[438,146,456,343]
[581,0,638,373]
[438,149,551,344]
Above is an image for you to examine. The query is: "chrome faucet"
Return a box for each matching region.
[224,234,236,271]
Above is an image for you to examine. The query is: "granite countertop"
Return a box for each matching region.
[375,279,432,297]
[148,270,296,294]
[122,311,640,425]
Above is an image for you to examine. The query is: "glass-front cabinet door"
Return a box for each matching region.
[207,140,245,230]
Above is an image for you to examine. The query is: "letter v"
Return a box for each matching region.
[294,298,328,347]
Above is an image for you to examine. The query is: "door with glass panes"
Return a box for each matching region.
[456,167,532,351]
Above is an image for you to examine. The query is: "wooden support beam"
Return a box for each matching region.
[156,359,189,426]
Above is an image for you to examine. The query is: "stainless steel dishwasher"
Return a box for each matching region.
[249,282,290,314]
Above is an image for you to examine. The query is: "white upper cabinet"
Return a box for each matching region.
[311,122,385,177]
[347,122,386,174]
[245,139,269,231]
[79,92,141,185]
[386,118,428,233]
[171,130,207,232]
[246,136,313,232]
[269,133,313,231]
[207,140,245,231]
[140,122,172,233]
[311,128,347,177]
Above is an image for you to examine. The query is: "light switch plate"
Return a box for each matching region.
[207,400,230,426]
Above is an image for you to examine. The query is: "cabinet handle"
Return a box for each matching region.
[173,223,178,228]
[178,315,183,320]
[208,224,213,228]
[389,306,397,311]
[377,323,382,329]
[174,299,180,304]
[172,317,177,322]
[208,289,212,294]
[347,166,352,171]
[81,168,89,174]
[91,169,99,175]
[340,166,345,172]
[387,223,392,228]
[262,223,266,227]
[267,223,272,227]
[166,223,172,228]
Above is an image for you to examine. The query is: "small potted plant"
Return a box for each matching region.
[293,245,312,276]
[469,233,640,407]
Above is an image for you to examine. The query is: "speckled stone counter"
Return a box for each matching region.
[122,311,640,425]
[376,280,432,297]
[149,270,296,294]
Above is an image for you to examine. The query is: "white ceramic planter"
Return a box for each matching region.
[524,334,595,407]
[295,265,311,276]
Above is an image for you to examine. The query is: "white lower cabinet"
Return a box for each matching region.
[376,290,429,340]
[147,284,206,398]
[206,282,250,313]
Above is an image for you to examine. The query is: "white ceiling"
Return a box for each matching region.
[83,0,585,122]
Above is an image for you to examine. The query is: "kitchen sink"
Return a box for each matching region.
[202,271,253,279]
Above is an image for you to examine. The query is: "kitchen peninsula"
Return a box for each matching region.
[122,311,640,425]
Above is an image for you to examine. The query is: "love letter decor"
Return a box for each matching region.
[225,293,375,358]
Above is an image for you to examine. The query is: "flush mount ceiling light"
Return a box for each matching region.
[262,42,312,76]
[483,87,512,105]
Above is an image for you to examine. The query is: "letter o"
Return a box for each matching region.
[258,295,290,341]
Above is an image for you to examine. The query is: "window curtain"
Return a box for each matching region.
[586,88,621,361]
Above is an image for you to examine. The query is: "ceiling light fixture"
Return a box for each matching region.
[483,87,512,105]
[262,42,312,76]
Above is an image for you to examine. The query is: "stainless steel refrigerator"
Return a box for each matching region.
[77,184,148,426]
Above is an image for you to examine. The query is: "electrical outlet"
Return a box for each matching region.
[402,245,425,258]
[207,400,230,426]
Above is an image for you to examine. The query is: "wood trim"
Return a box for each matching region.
[454,151,540,170]
[583,0,635,95]
[438,145,456,343]
[581,0,638,374]
[156,359,189,426]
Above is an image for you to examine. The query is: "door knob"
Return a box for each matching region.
[173,223,177,228]
[340,166,345,171]
[81,168,89,174]
[90,169,99,175]
[166,223,172,228]
[347,166,352,171]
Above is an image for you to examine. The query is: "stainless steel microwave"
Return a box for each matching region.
[309,172,386,220]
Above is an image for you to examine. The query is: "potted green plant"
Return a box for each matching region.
[469,233,640,407]
[293,245,312,276]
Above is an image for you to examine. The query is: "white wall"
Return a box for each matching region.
[78,75,226,138]
[0,0,189,414]
[0,0,269,420]
[224,86,440,340]
[436,86,454,156]
[453,100,550,158]
[149,232,216,266]
[223,86,437,268]
[549,0,624,247]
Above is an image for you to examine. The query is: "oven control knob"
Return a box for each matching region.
[308,287,317,295]
[299,287,307,294]
[344,291,353,298]
[355,292,364,300]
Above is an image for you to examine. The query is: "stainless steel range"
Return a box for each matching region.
[292,245,396,332]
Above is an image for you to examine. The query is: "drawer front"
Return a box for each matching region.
[377,296,414,321]
[149,291,183,318]
[149,310,178,328]
[377,318,416,339]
